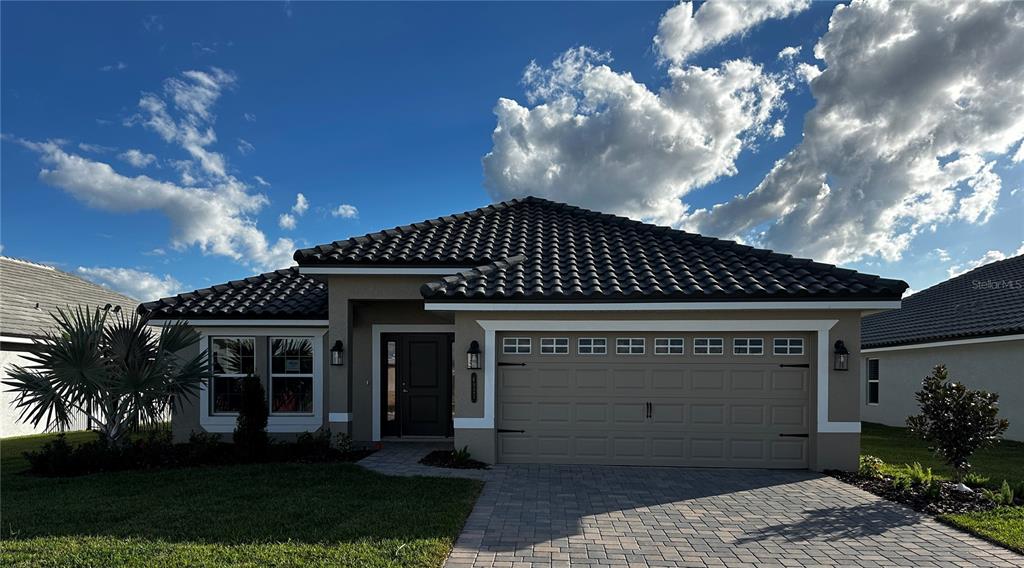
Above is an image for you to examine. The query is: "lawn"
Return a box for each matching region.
[0,432,483,567]
[860,422,1024,554]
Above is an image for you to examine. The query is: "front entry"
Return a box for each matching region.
[380,333,453,437]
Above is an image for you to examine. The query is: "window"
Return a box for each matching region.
[540,337,569,354]
[867,359,880,405]
[733,338,764,355]
[693,338,724,355]
[654,338,684,355]
[270,337,314,414]
[577,337,607,355]
[210,337,255,414]
[616,338,645,355]
[503,337,531,354]
[774,338,805,355]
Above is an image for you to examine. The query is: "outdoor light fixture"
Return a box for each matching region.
[833,340,849,371]
[330,340,345,366]
[466,340,482,370]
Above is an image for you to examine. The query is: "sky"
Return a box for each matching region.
[2,1,1022,301]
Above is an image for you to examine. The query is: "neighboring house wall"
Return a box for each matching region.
[1,344,91,437]
[861,339,1024,441]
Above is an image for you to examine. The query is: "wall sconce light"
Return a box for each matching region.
[833,340,849,371]
[330,340,345,366]
[466,340,482,370]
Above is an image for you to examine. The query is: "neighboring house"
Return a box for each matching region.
[0,256,138,437]
[862,254,1024,440]
[141,197,907,471]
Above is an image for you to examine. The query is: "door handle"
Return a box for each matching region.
[646,402,652,419]
[779,433,809,438]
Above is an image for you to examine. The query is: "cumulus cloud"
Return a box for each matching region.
[243,112,256,122]
[292,193,309,215]
[278,213,297,230]
[77,266,183,301]
[685,1,1024,264]
[654,0,810,65]
[777,45,801,59]
[332,204,358,219]
[947,242,1024,278]
[278,193,308,230]
[118,149,157,168]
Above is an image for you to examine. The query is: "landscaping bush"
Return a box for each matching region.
[963,472,991,489]
[859,455,885,478]
[982,481,1016,506]
[233,375,269,461]
[906,462,934,486]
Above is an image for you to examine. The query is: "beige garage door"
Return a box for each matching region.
[497,332,811,468]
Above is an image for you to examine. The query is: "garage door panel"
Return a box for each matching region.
[690,404,725,424]
[771,370,807,391]
[612,369,647,390]
[730,405,766,425]
[536,402,571,423]
[613,403,647,423]
[771,405,807,427]
[692,370,726,390]
[651,369,685,390]
[731,370,766,391]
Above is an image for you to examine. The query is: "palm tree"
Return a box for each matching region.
[3,306,208,445]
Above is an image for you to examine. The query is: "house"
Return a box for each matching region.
[0,256,138,437]
[141,197,907,471]
[862,254,1023,440]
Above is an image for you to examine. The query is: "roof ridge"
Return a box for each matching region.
[901,252,1024,302]
[0,256,58,271]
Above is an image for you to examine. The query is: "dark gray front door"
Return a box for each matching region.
[383,333,452,437]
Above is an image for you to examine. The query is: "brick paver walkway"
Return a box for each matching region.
[360,443,1022,567]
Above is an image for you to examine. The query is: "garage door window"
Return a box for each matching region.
[540,338,569,354]
[616,338,645,355]
[577,338,607,355]
[503,337,531,354]
[654,338,684,355]
[693,338,724,355]
[773,338,804,355]
[867,358,880,404]
[733,338,764,355]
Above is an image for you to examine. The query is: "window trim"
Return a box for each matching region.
[502,337,532,354]
[654,337,684,355]
[540,337,569,355]
[209,335,255,416]
[693,337,724,355]
[269,336,316,416]
[733,337,764,356]
[577,337,607,355]
[867,358,880,405]
[773,337,805,355]
[615,337,646,355]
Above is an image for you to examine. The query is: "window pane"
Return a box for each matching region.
[868,359,880,380]
[868,382,879,404]
[212,337,255,375]
[272,337,314,374]
[212,376,245,413]
[271,376,313,413]
[387,340,397,422]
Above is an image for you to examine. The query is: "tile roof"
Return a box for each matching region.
[862,254,1024,349]
[0,257,139,339]
[139,267,327,320]
[295,197,905,302]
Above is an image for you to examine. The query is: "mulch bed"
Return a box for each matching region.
[827,470,996,515]
[419,450,490,470]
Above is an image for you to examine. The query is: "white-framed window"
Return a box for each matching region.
[654,338,684,355]
[270,337,315,414]
[693,338,724,355]
[774,337,805,355]
[209,336,255,414]
[867,358,880,405]
[577,337,607,355]
[733,338,764,355]
[616,337,645,355]
[503,337,531,354]
[540,337,569,354]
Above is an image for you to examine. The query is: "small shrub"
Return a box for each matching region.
[233,375,269,461]
[451,446,472,466]
[905,462,934,486]
[963,472,990,489]
[186,431,225,463]
[924,479,942,500]
[334,432,353,454]
[982,481,1015,506]
[23,434,76,476]
[859,455,885,479]
[891,475,912,492]
[294,429,333,460]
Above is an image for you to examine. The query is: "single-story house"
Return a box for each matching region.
[862,253,1023,440]
[1,256,138,437]
[141,197,907,471]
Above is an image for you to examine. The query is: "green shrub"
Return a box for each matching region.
[23,434,75,476]
[334,432,354,453]
[294,429,333,460]
[452,446,473,466]
[963,472,991,489]
[859,455,885,478]
[924,479,942,500]
[233,375,269,461]
[905,462,934,486]
[891,475,912,492]
[982,481,1015,506]
[186,431,225,463]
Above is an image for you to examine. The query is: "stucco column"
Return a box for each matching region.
[327,287,351,435]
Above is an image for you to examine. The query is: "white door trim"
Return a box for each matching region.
[370,324,456,441]
[473,319,857,434]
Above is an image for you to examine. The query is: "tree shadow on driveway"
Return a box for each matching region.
[733,500,923,545]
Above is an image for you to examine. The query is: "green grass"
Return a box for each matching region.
[0,432,483,567]
[860,422,1024,554]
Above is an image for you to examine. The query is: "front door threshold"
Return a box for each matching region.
[381,436,453,443]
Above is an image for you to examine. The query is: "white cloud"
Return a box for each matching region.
[291,193,308,215]
[686,0,1024,264]
[654,0,810,65]
[777,45,801,59]
[254,175,270,187]
[77,266,183,301]
[118,149,157,168]
[901,287,916,298]
[243,113,256,122]
[277,193,309,231]
[278,213,297,230]
[933,248,951,262]
[794,62,821,83]
[99,61,127,72]
[947,242,1024,278]
[78,142,115,153]
[237,138,255,155]
[332,204,358,219]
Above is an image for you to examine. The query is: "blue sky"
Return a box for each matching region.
[2,1,1022,300]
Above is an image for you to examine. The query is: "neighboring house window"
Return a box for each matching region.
[540,337,569,354]
[867,358,880,405]
[693,338,724,355]
[270,337,315,414]
[733,338,764,355]
[210,336,255,414]
[503,337,531,354]
[616,338,645,355]
[654,338,684,355]
[774,338,805,355]
[578,337,607,355]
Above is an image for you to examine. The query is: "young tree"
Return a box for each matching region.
[906,364,1009,481]
[4,306,207,445]
[233,374,269,459]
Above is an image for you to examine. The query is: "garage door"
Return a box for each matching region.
[497,332,811,468]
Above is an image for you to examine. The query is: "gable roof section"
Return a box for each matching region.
[1,257,139,339]
[862,254,1024,349]
[298,197,906,302]
[140,267,327,320]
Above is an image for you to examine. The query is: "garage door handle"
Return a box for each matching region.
[779,363,810,368]
[498,362,527,367]
[779,433,809,438]
[646,402,652,419]
[497,428,525,434]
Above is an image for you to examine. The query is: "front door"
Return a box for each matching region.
[381,333,453,437]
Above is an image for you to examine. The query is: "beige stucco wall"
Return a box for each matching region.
[861,339,1024,441]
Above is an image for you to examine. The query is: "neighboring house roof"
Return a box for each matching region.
[0,257,138,339]
[862,254,1024,349]
[141,267,327,320]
